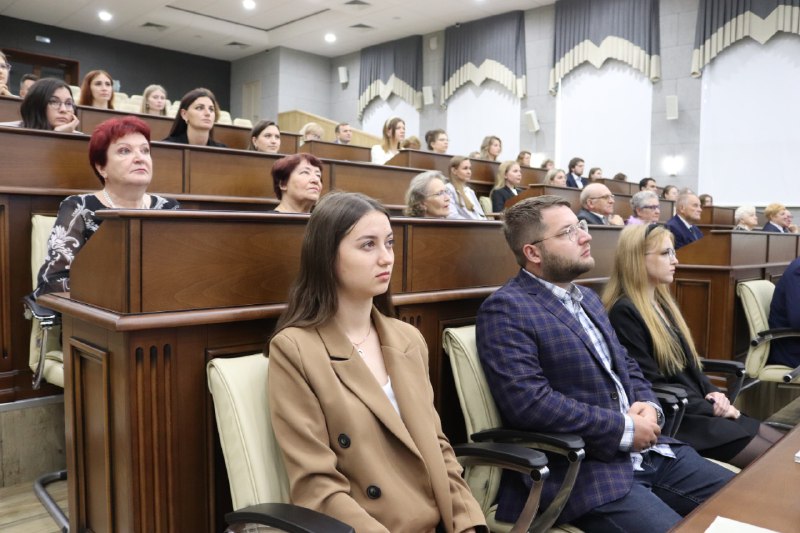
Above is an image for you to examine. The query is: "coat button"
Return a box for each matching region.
[337,434,351,448]
[366,485,381,499]
[610,392,619,400]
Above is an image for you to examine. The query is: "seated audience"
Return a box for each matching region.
[5,78,77,130]
[371,116,405,164]
[476,195,733,532]
[32,116,179,298]
[516,151,531,167]
[768,256,800,367]
[446,156,486,220]
[490,160,523,213]
[401,135,421,150]
[541,158,555,171]
[140,84,168,116]
[762,203,792,233]
[588,167,603,181]
[479,135,502,161]
[665,192,703,249]
[16,78,81,132]
[19,73,38,99]
[268,191,487,532]
[661,185,679,202]
[699,194,713,207]
[613,172,628,181]
[627,191,661,225]
[565,157,588,189]
[577,183,624,226]
[334,122,352,144]
[544,168,567,186]
[404,171,450,218]
[733,205,758,231]
[425,129,448,154]
[640,177,658,191]
[0,51,12,96]
[270,153,322,213]
[605,224,782,469]
[249,120,281,154]
[299,122,324,144]
[163,88,226,147]
[78,69,115,109]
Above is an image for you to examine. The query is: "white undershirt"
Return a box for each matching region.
[381,376,401,415]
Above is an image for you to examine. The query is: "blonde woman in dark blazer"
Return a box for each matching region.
[268,192,486,533]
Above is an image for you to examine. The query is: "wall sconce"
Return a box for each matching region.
[662,155,684,177]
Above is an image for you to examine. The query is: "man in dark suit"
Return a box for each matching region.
[334,122,352,144]
[565,157,589,189]
[577,183,624,226]
[476,195,732,531]
[768,256,800,367]
[665,192,703,249]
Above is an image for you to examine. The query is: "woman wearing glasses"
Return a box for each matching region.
[626,191,662,225]
[0,51,13,97]
[603,224,781,468]
[404,171,450,218]
[15,78,81,132]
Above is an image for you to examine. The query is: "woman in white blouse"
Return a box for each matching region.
[446,156,486,220]
[370,117,405,165]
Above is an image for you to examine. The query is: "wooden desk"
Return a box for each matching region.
[674,231,800,359]
[700,206,735,226]
[672,424,800,532]
[299,140,370,162]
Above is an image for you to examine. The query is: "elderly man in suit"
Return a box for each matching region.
[665,192,703,249]
[577,183,624,226]
[476,195,732,532]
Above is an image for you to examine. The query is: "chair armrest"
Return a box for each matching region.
[22,294,60,326]
[784,364,800,383]
[753,327,800,346]
[700,359,745,401]
[225,503,354,533]
[454,442,547,474]
[469,428,585,533]
[651,384,687,400]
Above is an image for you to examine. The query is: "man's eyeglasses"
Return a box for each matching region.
[530,219,589,246]
[47,98,75,110]
[590,194,615,201]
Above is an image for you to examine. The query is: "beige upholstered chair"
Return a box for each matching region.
[233,118,253,128]
[24,214,68,531]
[737,280,800,384]
[479,196,493,217]
[217,110,233,125]
[443,325,585,533]
[208,353,550,532]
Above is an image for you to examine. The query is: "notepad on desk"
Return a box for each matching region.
[705,516,779,533]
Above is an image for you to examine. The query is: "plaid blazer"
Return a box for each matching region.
[476,270,676,525]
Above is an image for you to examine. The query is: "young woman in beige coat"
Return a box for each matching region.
[268,192,486,533]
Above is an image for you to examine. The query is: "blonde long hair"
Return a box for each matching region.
[602,225,702,375]
[448,156,474,211]
[493,160,518,191]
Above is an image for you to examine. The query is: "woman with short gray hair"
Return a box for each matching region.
[627,190,661,225]
[733,206,758,231]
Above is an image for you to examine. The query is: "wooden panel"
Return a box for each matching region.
[331,162,420,206]
[700,206,735,225]
[387,150,450,174]
[149,144,184,194]
[767,233,799,263]
[404,222,517,292]
[299,140,370,162]
[184,149,280,198]
[71,218,130,313]
[79,107,174,140]
[674,277,713,355]
[0,96,20,122]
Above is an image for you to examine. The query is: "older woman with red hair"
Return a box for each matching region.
[271,153,323,213]
[32,116,179,298]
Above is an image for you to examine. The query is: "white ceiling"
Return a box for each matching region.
[1,0,554,62]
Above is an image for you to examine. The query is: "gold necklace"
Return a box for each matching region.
[348,324,372,357]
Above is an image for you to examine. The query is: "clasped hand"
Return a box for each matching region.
[705,391,740,419]
[629,401,660,451]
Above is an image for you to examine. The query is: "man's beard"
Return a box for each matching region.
[539,244,595,284]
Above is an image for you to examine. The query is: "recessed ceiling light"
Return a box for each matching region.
[243,0,256,9]
[98,10,113,22]
[324,33,337,43]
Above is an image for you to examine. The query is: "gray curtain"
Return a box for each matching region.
[358,35,422,118]
[550,0,661,94]
[692,0,800,76]
[441,11,527,103]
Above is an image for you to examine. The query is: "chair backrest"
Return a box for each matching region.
[206,354,290,510]
[217,110,233,125]
[233,118,253,128]
[479,196,493,216]
[29,215,64,386]
[442,325,503,513]
[736,280,775,378]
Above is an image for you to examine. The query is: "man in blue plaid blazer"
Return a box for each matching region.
[476,195,732,532]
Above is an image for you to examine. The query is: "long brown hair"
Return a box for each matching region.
[273,192,394,337]
[602,224,701,374]
[79,70,115,109]
[448,156,474,211]
[381,117,404,152]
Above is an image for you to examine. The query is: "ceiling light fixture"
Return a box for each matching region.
[98,10,113,22]
[324,33,337,43]
[243,0,256,9]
